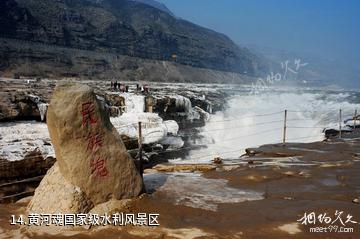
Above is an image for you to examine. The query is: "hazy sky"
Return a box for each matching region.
[158,0,360,63]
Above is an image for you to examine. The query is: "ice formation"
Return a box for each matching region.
[0,121,54,161]
[323,122,353,132]
[0,92,183,161]
[27,94,48,121]
[123,93,145,113]
[174,95,192,113]
[344,119,360,128]
[37,103,48,121]
[109,93,181,144]
[110,113,179,144]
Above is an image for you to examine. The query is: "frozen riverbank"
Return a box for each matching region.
[0,79,228,163]
[2,81,360,166]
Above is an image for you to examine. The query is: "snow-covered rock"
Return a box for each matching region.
[324,122,353,132]
[0,121,54,161]
[110,112,179,144]
[344,116,360,128]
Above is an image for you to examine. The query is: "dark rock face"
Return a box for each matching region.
[0,0,268,79]
[0,92,41,121]
[0,0,42,40]
[0,150,55,181]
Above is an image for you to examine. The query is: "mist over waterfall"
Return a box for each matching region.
[179,89,360,163]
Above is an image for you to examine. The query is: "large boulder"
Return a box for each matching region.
[44,82,144,206]
[28,163,93,214]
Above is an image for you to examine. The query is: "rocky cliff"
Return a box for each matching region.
[0,0,268,81]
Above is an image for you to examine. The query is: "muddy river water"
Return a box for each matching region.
[1,133,360,238]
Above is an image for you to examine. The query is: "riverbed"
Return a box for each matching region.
[1,81,360,238]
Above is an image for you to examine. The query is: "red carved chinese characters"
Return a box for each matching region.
[81,102,97,127]
[90,157,108,177]
[80,100,109,178]
[86,132,103,153]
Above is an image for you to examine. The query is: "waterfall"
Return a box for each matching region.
[37,103,48,121]
[123,94,145,113]
[207,104,213,114]
[28,94,48,121]
[175,95,192,113]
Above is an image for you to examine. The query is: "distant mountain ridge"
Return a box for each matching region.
[131,0,175,16]
[0,0,268,80]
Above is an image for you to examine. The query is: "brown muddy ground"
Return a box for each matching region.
[1,132,360,239]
